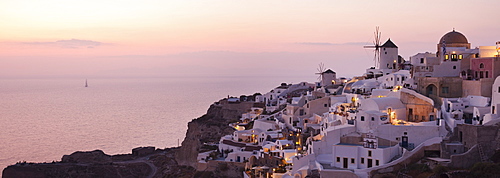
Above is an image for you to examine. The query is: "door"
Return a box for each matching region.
[343,158,348,168]
[367,159,373,168]
[408,108,413,121]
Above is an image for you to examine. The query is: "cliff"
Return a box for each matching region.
[176,100,259,168]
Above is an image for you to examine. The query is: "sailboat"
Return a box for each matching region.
[85,79,88,87]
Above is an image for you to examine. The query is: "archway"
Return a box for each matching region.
[426,84,438,96]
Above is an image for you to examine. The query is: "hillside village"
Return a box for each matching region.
[197,29,500,178]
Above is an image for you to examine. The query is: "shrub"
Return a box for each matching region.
[432,165,449,175]
[469,162,500,178]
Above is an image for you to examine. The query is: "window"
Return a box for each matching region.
[445,54,449,60]
[324,104,328,107]
[453,66,456,69]
[376,160,379,166]
[361,116,365,121]
[451,54,457,60]
[361,158,365,164]
[420,58,424,63]
[480,63,484,68]
[459,54,463,59]
[351,158,355,164]
[368,151,372,157]
[442,87,449,94]
[486,71,489,78]
[480,71,484,78]
[337,157,340,162]
[371,117,375,121]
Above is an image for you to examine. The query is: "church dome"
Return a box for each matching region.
[439,30,468,44]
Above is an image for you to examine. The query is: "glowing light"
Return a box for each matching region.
[393,86,402,92]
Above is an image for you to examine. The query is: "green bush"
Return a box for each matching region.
[469,162,500,178]
[432,165,449,175]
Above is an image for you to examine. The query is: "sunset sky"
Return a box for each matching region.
[1,0,499,79]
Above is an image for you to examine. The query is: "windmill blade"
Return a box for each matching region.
[316,62,325,82]
[317,62,325,73]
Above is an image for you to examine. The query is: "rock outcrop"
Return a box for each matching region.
[2,147,196,178]
[176,100,259,168]
[61,150,112,164]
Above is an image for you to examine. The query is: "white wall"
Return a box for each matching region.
[376,124,441,146]
[432,61,461,77]
[379,46,398,70]
[331,145,401,169]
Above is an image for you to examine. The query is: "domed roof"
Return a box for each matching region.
[439,30,468,44]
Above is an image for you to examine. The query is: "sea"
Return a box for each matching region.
[0,75,314,174]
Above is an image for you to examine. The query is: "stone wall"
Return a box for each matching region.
[462,78,494,97]
[448,144,480,168]
[400,91,435,122]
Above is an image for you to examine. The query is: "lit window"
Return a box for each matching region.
[459,54,463,59]
[445,54,449,60]
[451,54,457,60]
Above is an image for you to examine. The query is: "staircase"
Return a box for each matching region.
[477,143,488,162]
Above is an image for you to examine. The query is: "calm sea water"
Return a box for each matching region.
[0,76,313,173]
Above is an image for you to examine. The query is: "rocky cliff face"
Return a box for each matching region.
[176,100,258,168]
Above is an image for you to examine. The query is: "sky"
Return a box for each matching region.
[1,0,499,79]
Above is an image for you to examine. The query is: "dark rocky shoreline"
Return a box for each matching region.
[3,99,258,178]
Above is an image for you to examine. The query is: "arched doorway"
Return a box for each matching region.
[426,84,438,96]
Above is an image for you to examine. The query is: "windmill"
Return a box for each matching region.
[364,26,382,68]
[315,62,326,82]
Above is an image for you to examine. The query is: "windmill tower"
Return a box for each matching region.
[379,39,399,70]
[364,27,399,70]
[315,63,336,87]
